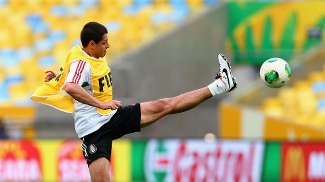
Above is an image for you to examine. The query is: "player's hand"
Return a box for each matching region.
[45,70,58,82]
[101,100,122,110]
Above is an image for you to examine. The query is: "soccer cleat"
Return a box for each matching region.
[216,53,237,92]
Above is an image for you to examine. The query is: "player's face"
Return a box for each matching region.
[93,34,110,58]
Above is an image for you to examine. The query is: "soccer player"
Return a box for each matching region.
[31,22,237,182]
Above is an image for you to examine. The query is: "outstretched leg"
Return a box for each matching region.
[140,54,237,127]
[140,87,212,127]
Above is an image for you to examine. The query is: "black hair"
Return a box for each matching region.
[80,22,108,47]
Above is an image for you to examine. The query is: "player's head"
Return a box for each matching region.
[81,22,108,47]
[81,22,110,58]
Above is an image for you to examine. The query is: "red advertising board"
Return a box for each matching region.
[282,142,325,182]
[57,140,90,181]
[57,140,114,182]
[0,140,42,181]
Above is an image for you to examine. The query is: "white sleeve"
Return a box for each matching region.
[66,60,91,86]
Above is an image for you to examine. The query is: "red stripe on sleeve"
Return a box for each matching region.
[72,60,86,84]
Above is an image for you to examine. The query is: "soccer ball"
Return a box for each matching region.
[259,58,291,88]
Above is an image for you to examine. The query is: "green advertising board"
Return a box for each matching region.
[131,140,147,181]
[261,142,281,182]
[227,1,325,65]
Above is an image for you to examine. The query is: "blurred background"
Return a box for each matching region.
[0,0,324,181]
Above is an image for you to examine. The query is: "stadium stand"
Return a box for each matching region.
[261,63,325,128]
[220,43,325,140]
[0,0,220,138]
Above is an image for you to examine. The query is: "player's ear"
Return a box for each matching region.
[90,40,95,48]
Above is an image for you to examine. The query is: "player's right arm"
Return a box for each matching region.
[65,60,122,110]
[65,83,121,110]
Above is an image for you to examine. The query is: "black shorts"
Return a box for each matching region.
[81,103,141,166]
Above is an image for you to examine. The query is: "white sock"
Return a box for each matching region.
[208,79,225,96]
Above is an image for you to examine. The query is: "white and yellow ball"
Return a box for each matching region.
[260,58,291,88]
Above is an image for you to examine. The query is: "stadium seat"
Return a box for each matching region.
[134,0,152,9]
[308,71,325,84]
[79,0,98,7]
[0,0,6,5]
[0,49,21,68]
[261,97,284,118]
[0,82,9,103]
[24,0,48,7]
[16,47,34,61]
[0,28,14,48]
[50,5,67,17]
[317,97,325,109]
[49,30,66,44]
[67,5,87,17]
[311,113,325,127]
[312,81,325,97]
[34,38,54,53]
[59,0,79,6]
[260,69,325,127]
[169,0,190,22]
[204,0,219,6]
[294,81,317,116]
[187,0,204,9]
[25,13,49,34]
[38,56,56,68]
[8,82,33,106]
[277,88,296,118]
